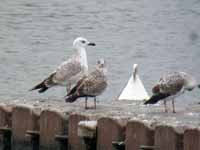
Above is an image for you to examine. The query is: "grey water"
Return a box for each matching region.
[0,0,200,106]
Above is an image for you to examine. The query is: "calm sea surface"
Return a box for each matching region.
[0,0,200,106]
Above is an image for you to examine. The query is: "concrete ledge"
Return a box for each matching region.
[78,120,97,138]
[0,102,200,150]
[184,128,200,150]
[155,125,183,150]
[126,120,154,150]
[97,117,127,150]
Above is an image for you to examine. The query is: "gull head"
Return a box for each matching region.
[73,37,96,49]
[180,72,197,91]
[97,58,106,68]
[133,64,138,80]
[152,84,160,94]
[96,58,107,74]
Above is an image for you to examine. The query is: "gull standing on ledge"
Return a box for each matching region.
[118,64,149,101]
[65,59,108,109]
[30,37,96,93]
[144,71,200,113]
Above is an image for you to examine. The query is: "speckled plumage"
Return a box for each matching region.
[74,69,107,96]
[158,72,185,95]
[65,59,107,109]
[145,71,197,113]
[30,37,95,93]
[53,54,85,86]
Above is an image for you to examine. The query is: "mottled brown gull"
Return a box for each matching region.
[65,59,107,109]
[144,71,200,113]
[30,37,95,94]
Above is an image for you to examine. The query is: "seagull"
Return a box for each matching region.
[30,37,96,94]
[118,64,149,101]
[65,59,108,109]
[144,71,200,113]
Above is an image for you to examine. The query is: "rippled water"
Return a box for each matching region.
[0,0,200,105]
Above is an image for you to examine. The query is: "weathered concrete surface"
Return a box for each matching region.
[126,120,154,150]
[1,98,200,150]
[8,99,200,129]
[184,128,200,150]
[97,117,127,150]
[3,98,200,129]
[40,109,68,150]
[12,105,40,150]
[155,125,183,150]
[78,120,97,138]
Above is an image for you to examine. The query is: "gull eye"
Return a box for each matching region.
[81,40,86,43]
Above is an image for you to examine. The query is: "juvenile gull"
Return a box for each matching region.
[65,59,107,109]
[30,37,95,93]
[144,71,200,113]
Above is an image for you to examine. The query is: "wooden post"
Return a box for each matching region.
[0,105,12,128]
[97,117,127,150]
[155,125,183,150]
[184,128,200,150]
[0,104,12,150]
[68,113,89,150]
[40,109,68,150]
[0,127,12,150]
[12,105,40,150]
[125,120,154,150]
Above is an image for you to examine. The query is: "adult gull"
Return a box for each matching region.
[30,37,96,93]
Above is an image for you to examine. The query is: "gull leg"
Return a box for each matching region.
[85,97,88,109]
[172,98,176,113]
[94,97,96,109]
[164,100,168,113]
[66,84,71,94]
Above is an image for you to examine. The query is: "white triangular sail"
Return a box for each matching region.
[118,64,149,101]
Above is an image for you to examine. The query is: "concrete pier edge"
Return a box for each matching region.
[0,103,199,150]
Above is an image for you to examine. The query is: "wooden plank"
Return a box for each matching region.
[126,120,154,150]
[184,128,200,150]
[155,125,183,150]
[12,105,40,150]
[40,109,68,150]
[97,117,127,150]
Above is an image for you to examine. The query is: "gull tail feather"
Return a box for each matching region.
[65,93,79,103]
[29,72,56,93]
[67,85,78,96]
[29,81,48,93]
[144,93,170,104]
